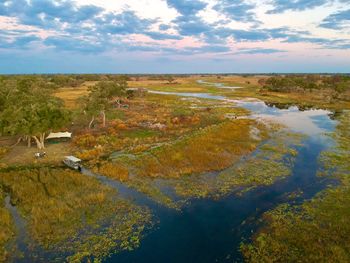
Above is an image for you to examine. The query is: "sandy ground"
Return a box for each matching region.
[0,143,73,166]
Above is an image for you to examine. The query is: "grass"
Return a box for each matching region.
[241,111,350,262]
[0,188,15,262]
[128,77,214,93]
[1,143,72,166]
[0,168,152,262]
[104,128,305,208]
[126,119,266,178]
[53,86,89,109]
[173,131,305,199]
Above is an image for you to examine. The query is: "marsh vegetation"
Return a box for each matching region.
[0,74,348,262]
[241,111,350,262]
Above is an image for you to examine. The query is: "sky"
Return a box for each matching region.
[0,0,350,74]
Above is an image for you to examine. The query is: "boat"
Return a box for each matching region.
[63,156,82,171]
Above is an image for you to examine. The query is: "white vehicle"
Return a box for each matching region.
[63,156,82,171]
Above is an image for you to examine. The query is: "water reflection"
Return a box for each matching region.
[149,90,337,135]
[196,80,242,90]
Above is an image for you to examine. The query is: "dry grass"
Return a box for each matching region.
[0,168,151,261]
[97,161,129,182]
[53,82,93,109]
[116,119,267,179]
[128,77,213,93]
[0,189,15,262]
[0,143,72,166]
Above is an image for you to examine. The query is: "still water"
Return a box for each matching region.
[6,82,338,262]
[109,87,337,262]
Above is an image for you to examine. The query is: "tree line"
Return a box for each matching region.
[259,75,350,94]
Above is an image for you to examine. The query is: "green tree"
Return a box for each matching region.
[165,75,175,84]
[85,79,127,129]
[0,77,71,149]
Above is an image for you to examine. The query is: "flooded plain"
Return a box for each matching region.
[2,81,342,262]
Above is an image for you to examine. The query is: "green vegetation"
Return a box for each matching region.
[84,78,128,129]
[114,119,266,179]
[101,128,304,208]
[0,76,70,149]
[1,74,348,261]
[0,168,152,262]
[241,111,350,262]
[173,131,304,199]
[262,75,350,94]
[0,188,15,262]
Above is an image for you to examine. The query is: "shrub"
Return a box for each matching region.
[73,134,97,148]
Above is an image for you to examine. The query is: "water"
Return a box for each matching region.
[149,90,336,136]
[149,90,226,100]
[5,81,339,262]
[81,167,162,209]
[197,80,243,90]
[108,83,338,262]
[109,137,334,263]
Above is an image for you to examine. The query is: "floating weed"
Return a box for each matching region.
[125,177,179,209]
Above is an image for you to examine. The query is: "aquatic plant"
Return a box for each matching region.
[129,119,266,178]
[97,161,129,182]
[173,131,304,199]
[0,168,152,262]
[0,188,15,262]
[241,111,350,262]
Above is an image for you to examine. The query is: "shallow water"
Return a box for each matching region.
[197,80,243,90]
[109,136,335,263]
[149,90,336,135]
[5,82,339,262]
[108,84,337,262]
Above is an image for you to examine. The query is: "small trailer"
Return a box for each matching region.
[63,156,82,171]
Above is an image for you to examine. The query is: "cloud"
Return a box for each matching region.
[166,0,207,16]
[96,11,155,35]
[320,9,350,29]
[267,0,350,14]
[174,15,211,36]
[0,0,349,73]
[145,31,183,40]
[0,35,40,49]
[0,0,104,28]
[237,48,287,54]
[267,0,329,14]
[213,1,258,24]
[44,36,106,53]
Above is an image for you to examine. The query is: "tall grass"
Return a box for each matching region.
[130,119,266,178]
[0,168,151,261]
[0,188,15,262]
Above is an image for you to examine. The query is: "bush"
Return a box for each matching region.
[73,134,97,148]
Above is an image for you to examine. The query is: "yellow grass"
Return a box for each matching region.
[53,83,91,109]
[0,189,15,262]
[117,119,268,178]
[0,168,151,261]
[97,162,129,182]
